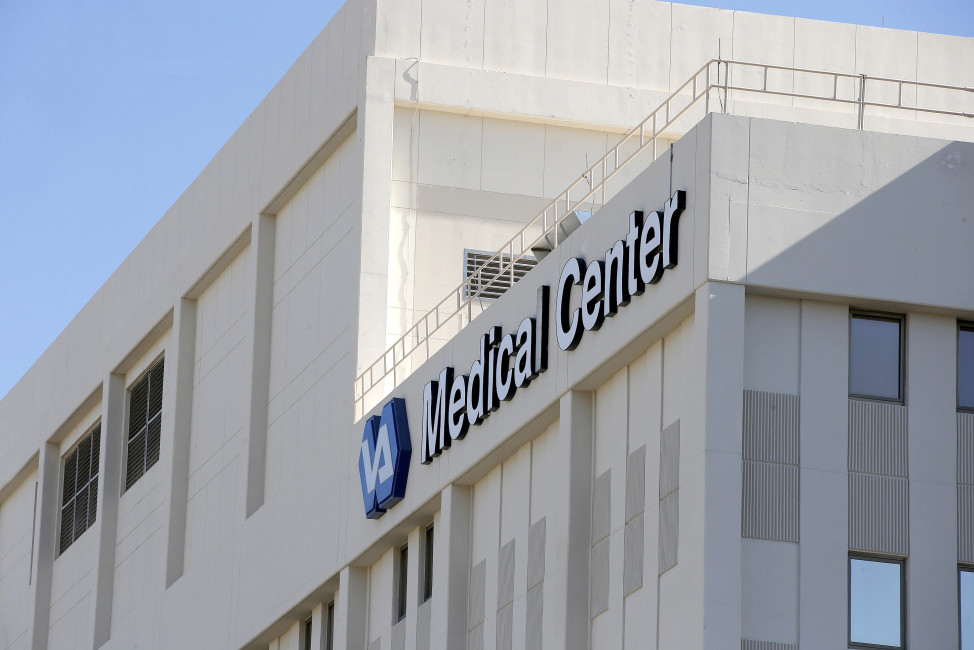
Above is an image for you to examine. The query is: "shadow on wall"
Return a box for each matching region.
[740,125,974,311]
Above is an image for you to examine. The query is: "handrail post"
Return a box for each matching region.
[858,73,866,129]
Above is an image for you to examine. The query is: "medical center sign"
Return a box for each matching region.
[360,190,685,518]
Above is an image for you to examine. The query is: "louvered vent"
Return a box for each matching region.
[59,424,101,555]
[464,250,537,301]
[125,357,165,491]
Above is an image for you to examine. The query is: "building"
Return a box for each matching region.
[1,1,973,649]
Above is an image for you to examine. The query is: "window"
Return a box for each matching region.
[423,524,434,602]
[849,556,905,648]
[464,250,537,300]
[397,544,408,621]
[303,617,312,650]
[962,568,974,649]
[960,323,974,410]
[325,601,334,650]
[59,424,100,555]
[125,357,164,491]
[850,312,903,401]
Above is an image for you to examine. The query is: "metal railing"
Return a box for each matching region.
[354,59,973,416]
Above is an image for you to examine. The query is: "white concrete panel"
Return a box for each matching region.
[420,0,485,68]
[482,0,546,76]
[542,126,610,198]
[376,0,421,59]
[0,471,37,650]
[607,0,671,90]
[480,119,546,198]
[669,4,733,91]
[744,296,800,394]
[545,0,610,83]
[741,539,798,644]
[417,112,483,191]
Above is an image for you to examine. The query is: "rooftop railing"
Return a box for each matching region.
[354,58,974,417]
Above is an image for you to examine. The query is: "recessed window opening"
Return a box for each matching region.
[303,617,312,650]
[850,312,904,402]
[959,323,974,411]
[325,601,335,650]
[397,544,408,621]
[423,524,434,602]
[58,423,101,555]
[849,555,905,649]
[124,356,164,491]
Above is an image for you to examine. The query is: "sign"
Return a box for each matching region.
[360,189,686,518]
[359,398,412,519]
[420,190,685,467]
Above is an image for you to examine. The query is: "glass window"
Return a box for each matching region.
[423,525,434,602]
[960,324,974,410]
[850,313,903,401]
[962,568,974,649]
[397,545,408,621]
[850,556,904,648]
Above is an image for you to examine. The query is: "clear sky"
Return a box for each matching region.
[1,0,971,400]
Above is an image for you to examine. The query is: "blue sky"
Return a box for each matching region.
[1,0,971,400]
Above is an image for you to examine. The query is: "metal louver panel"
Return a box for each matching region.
[58,424,101,555]
[468,559,486,629]
[592,470,611,544]
[496,604,513,650]
[125,357,164,490]
[464,250,537,301]
[743,391,799,465]
[497,540,515,608]
[528,517,546,588]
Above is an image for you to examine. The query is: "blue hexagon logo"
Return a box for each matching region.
[359,398,412,519]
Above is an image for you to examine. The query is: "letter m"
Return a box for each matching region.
[421,367,453,464]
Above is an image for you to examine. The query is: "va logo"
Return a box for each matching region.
[359,398,412,519]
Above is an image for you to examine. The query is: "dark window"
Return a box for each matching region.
[850,312,903,401]
[397,544,408,621]
[960,324,974,410]
[303,617,312,650]
[325,601,334,650]
[962,567,974,649]
[125,357,164,491]
[59,424,100,555]
[849,556,905,648]
[423,525,434,601]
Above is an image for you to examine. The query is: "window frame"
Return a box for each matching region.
[848,554,907,650]
[122,355,165,493]
[958,322,974,412]
[56,422,101,557]
[849,310,906,404]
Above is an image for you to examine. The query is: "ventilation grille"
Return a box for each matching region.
[659,420,680,573]
[391,621,405,650]
[741,641,798,650]
[623,514,645,596]
[126,357,164,491]
[848,400,908,477]
[416,599,431,650]
[59,424,101,555]
[526,584,543,650]
[743,391,799,465]
[468,559,486,629]
[590,538,609,618]
[592,470,611,544]
[742,461,799,542]
[959,413,974,562]
[528,517,546,588]
[849,473,909,555]
[498,540,515,608]
[496,604,513,650]
[464,250,537,301]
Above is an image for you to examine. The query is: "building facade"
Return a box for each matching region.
[1,2,973,649]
